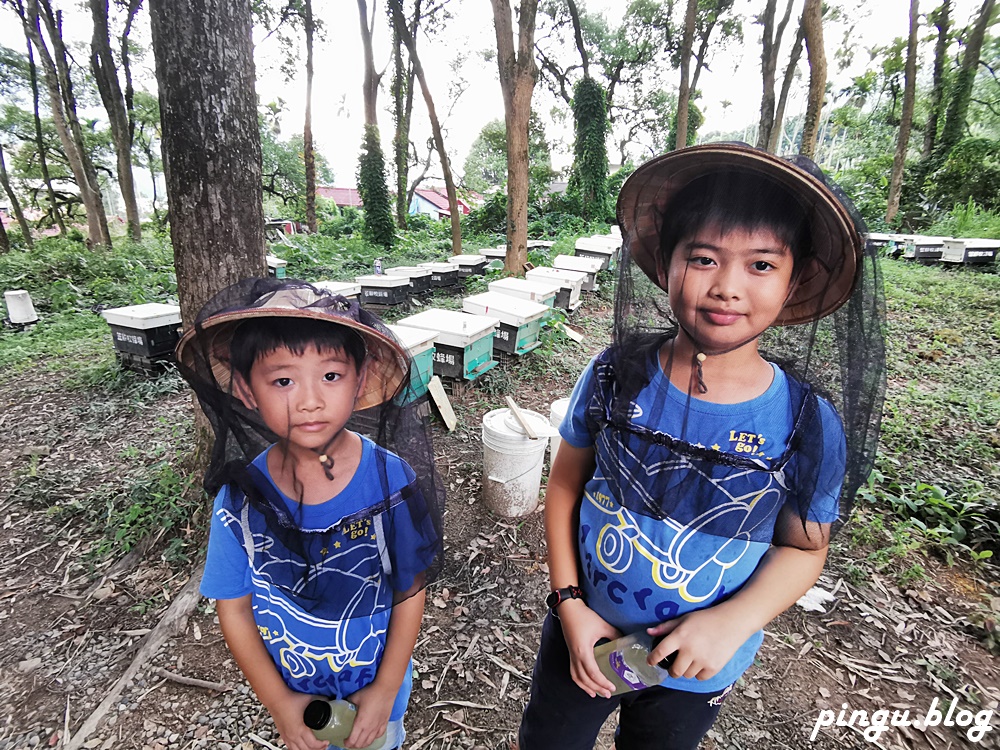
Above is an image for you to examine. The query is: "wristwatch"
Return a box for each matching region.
[545,585,585,613]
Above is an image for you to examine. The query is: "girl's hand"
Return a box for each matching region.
[268,689,330,750]
[647,605,752,681]
[344,679,395,748]
[557,600,622,698]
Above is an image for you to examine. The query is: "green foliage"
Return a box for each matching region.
[567,77,611,222]
[357,124,395,250]
[260,102,334,219]
[460,114,555,201]
[926,138,1000,213]
[316,202,363,239]
[465,192,507,236]
[925,199,1000,239]
[834,153,894,227]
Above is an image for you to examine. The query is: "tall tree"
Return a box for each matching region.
[388,0,462,254]
[8,0,112,246]
[931,0,996,165]
[567,76,610,218]
[356,0,394,249]
[922,0,952,158]
[89,0,141,240]
[769,18,805,153]
[799,0,826,159]
[390,0,417,229]
[0,141,33,244]
[148,0,265,332]
[756,0,796,151]
[303,0,317,233]
[490,0,539,275]
[886,0,919,223]
[674,0,699,149]
[25,34,65,234]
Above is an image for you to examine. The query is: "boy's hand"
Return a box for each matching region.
[648,605,752,681]
[557,600,622,699]
[268,689,329,750]
[344,679,396,748]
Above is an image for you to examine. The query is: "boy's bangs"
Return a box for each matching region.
[230,317,368,379]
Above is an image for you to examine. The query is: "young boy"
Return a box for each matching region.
[176,280,442,750]
[519,144,883,749]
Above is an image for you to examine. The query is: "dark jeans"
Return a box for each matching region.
[518,614,732,750]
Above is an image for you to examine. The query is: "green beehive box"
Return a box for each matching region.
[387,324,437,401]
[462,292,548,356]
[396,309,499,381]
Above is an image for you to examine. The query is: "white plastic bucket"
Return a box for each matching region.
[482,407,554,517]
[549,397,571,462]
[4,290,38,324]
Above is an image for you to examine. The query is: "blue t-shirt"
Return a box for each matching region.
[560,353,846,692]
[201,436,437,720]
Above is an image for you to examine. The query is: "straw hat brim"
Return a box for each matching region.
[175,305,409,411]
[616,143,863,326]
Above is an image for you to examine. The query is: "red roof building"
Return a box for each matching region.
[316,186,363,208]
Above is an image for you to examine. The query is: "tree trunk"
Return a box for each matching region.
[922,0,951,159]
[389,0,461,254]
[357,0,380,126]
[799,0,826,160]
[490,0,539,275]
[20,0,111,247]
[0,143,33,246]
[886,0,919,223]
[674,0,698,149]
[25,34,65,235]
[769,19,805,153]
[932,0,995,165]
[756,0,795,151]
[391,1,419,230]
[148,0,265,333]
[567,0,589,78]
[0,212,8,254]
[303,0,316,233]
[90,0,141,240]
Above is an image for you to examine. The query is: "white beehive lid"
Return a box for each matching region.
[386,323,437,356]
[480,246,507,259]
[527,266,587,292]
[463,292,548,327]
[102,302,182,330]
[868,232,893,242]
[526,239,555,248]
[574,237,616,255]
[313,280,361,297]
[385,266,433,279]
[489,277,561,302]
[554,254,604,274]
[355,274,410,288]
[397,308,499,349]
[964,238,1000,249]
[912,235,949,247]
[446,254,487,266]
[418,262,456,272]
[609,225,622,238]
[266,254,287,268]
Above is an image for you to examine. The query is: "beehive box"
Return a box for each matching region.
[387,323,437,400]
[397,309,498,380]
[266,254,287,279]
[526,267,585,311]
[575,236,619,270]
[417,262,460,288]
[941,238,1000,265]
[385,266,433,295]
[313,280,361,301]
[553,254,604,292]
[463,292,548,356]
[480,246,507,266]
[446,254,488,278]
[488,277,560,316]
[907,236,948,263]
[102,303,182,366]
[355,274,410,305]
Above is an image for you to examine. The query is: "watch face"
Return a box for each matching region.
[545,590,561,609]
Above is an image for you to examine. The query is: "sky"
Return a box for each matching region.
[0,0,988,204]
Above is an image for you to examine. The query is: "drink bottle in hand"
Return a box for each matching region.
[303,698,387,749]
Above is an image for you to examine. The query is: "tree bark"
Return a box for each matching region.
[18,0,111,247]
[25,33,65,235]
[490,0,539,275]
[756,0,795,151]
[0,143,33,246]
[674,0,698,149]
[567,0,588,78]
[389,0,462,254]
[357,0,380,126]
[0,212,8,254]
[769,18,805,153]
[148,0,265,333]
[932,0,995,164]
[922,0,951,159]
[799,0,826,160]
[391,0,419,229]
[90,0,141,240]
[886,0,919,223]
[303,0,317,233]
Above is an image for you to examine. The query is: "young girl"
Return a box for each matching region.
[519,143,885,750]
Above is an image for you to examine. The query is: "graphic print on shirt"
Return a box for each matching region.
[218,505,391,690]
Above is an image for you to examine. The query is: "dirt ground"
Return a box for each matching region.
[1,299,998,750]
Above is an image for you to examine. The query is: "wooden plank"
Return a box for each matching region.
[427,375,458,431]
[556,321,585,343]
[504,396,539,439]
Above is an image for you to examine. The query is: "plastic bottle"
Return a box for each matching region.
[374,258,383,275]
[302,698,387,749]
[592,631,678,695]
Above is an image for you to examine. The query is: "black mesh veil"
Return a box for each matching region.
[176,277,444,622]
[600,144,885,551]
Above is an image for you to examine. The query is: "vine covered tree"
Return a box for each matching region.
[567,76,610,220]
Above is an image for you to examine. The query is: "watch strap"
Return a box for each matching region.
[546,585,585,611]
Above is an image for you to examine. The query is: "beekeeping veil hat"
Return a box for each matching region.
[176,277,443,617]
[597,143,885,547]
